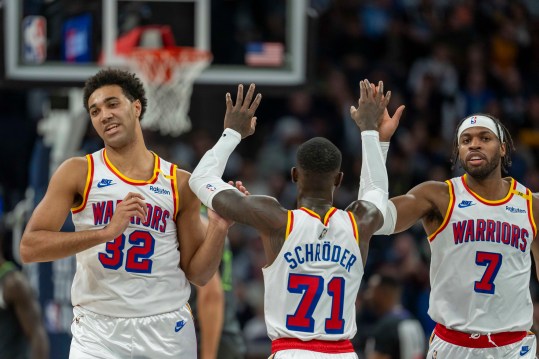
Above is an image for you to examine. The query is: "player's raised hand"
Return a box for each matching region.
[350,79,391,132]
[370,82,405,142]
[224,83,262,139]
[102,192,147,241]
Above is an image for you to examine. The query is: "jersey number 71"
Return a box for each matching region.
[286,273,345,334]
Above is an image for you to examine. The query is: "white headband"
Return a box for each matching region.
[457,115,504,143]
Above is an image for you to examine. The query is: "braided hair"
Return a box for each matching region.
[450,113,514,173]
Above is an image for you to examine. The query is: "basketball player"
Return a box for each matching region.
[189,80,401,358]
[373,112,538,358]
[19,69,232,358]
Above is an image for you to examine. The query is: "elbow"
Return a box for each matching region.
[190,276,210,287]
[187,271,213,287]
[19,236,36,263]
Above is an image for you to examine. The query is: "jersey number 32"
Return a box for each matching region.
[98,230,155,273]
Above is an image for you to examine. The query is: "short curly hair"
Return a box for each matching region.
[83,68,148,120]
[297,137,342,173]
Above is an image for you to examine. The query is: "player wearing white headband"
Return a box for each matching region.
[456,114,504,143]
[372,110,538,358]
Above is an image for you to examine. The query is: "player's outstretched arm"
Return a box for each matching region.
[389,181,449,233]
[348,80,390,230]
[354,82,445,237]
[354,81,405,237]
[347,79,390,263]
[20,157,147,262]
[189,83,288,234]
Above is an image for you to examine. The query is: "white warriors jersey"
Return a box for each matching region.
[71,149,190,317]
[428,175,536,333]
[263,207,363,341]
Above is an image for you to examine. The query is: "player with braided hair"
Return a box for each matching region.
[374,112,538,358]
[449,113,515,175]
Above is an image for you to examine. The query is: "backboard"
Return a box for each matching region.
[3,0,308,85]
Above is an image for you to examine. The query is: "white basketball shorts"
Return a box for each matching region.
[428,324,537,359]
[69,304,196,359]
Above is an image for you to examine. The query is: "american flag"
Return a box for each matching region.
[245,42,284,67]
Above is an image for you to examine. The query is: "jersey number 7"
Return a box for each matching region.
[474,251,502,294]
[286,273,345,334]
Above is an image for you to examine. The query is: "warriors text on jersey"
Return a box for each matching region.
[263,207,363,341]
[71,149,189,317]
[428,175,536,333]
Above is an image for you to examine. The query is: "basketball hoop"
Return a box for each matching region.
[125,47,212,136]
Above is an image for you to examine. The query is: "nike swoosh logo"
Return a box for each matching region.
[97,181,115,188]
[174,320,185,332]
[458,203,475,208]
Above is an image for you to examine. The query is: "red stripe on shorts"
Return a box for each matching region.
[434,323,527,348]
[271,338,354,354]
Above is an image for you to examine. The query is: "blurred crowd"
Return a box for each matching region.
[3,0,539,358]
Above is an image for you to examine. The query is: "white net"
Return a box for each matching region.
[126,48,212,137]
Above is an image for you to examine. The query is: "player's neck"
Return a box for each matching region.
[104,143,155,181]
[297,197,333,216]
[465,174,510,201]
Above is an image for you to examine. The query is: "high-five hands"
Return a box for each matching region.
[350,79,391,132]
[370,82,405,142]
[224,84,262,139]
